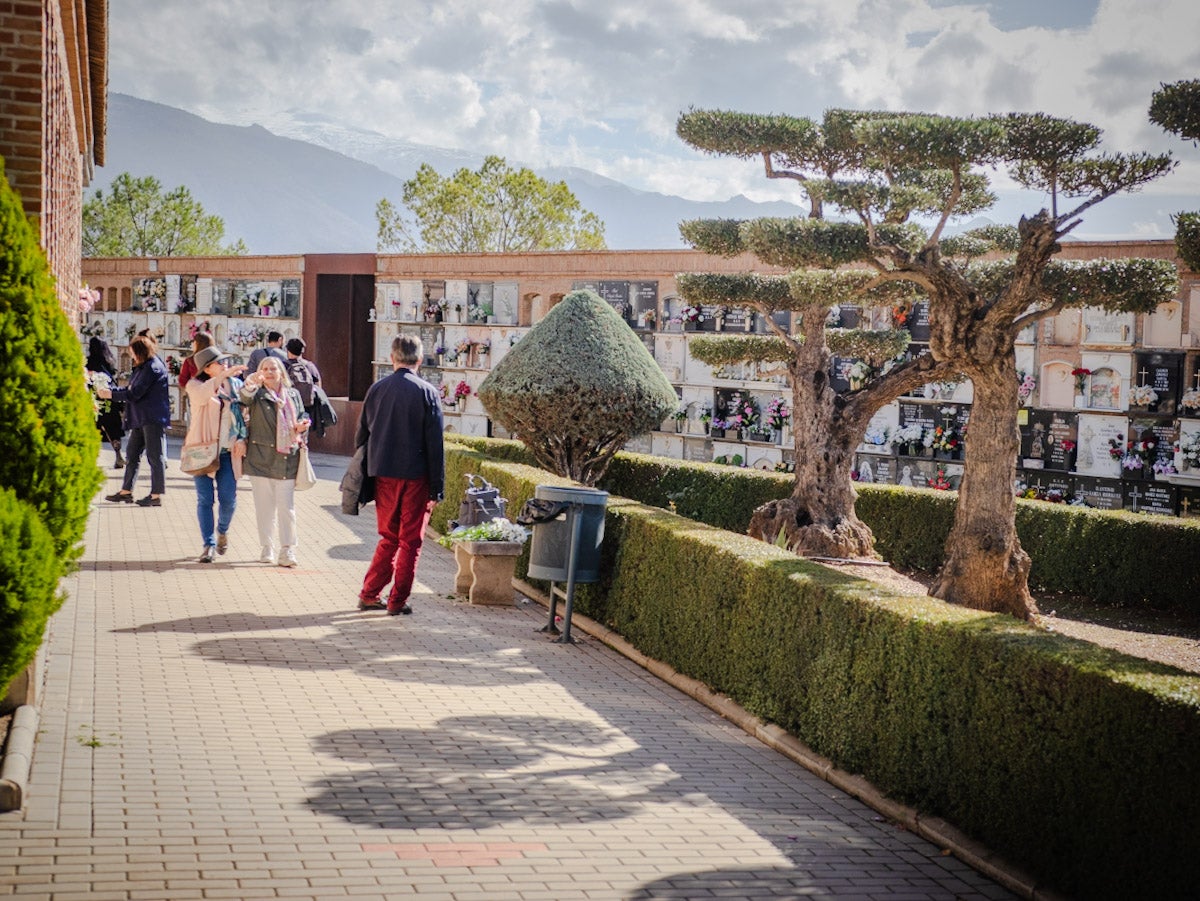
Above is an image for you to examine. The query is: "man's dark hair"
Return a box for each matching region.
[267,330,284,344]
[286,337,306,356]
[391,334,422,366]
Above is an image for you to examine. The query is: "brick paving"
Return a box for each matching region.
[0,447,1015,900]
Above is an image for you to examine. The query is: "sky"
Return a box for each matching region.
[109,0,1200,237]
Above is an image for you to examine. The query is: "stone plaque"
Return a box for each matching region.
[1178,486,1200,519]
[908,300,931,342]
[684,439,713,463]
[1074,476,1125,511]
[1074,413,1125,478]
[830,356,853,393]
[1021,471,1075,501]
[1131,351,1182,416]
[898,400,938,434]
[837,305,861,328]
[597,281,632,320]
[1124,481,1177,516]
[1021,409,1077,472]
[1129,417,1178,472]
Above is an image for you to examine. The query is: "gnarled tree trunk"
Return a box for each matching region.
[748,344,876,559]
[930,359,1036,620]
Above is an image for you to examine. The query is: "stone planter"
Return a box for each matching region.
[459,540,523,606]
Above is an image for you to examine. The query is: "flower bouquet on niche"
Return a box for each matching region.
[1129,384,1159,407]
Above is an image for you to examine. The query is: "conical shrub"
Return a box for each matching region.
[477,289,677,485]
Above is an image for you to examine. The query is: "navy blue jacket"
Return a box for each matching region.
[355,367,445,500]
[111,355,171,429]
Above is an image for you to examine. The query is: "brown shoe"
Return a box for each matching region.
[216,532,228,555]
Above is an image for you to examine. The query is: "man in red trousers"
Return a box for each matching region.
[355,335,445,615]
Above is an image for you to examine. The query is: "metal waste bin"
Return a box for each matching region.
[525,485,608,583]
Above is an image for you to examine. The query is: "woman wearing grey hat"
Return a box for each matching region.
[185,346,248,563]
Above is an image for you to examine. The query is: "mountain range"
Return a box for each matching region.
[91,94,1185,255]
[91,94,815,254]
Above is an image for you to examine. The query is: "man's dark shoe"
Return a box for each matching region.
[105,491,134,503]
[135,495,162,507]
[386,601,412,616]
[357,599,386,612]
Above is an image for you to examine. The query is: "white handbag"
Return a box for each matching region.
[295,444,317,491]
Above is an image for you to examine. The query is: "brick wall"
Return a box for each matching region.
[0,1,86,321]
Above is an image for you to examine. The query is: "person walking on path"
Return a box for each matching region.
[355,334,444,615]
[177,330,214,392]
[85,336,126,469]
[283,336,323,424]
[239,356,310,567]
[247,330,287,373]
[185,346,248,563]
[97,335,170,507]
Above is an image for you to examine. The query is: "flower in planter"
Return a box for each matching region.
[672,404,689,423]
[1182,388,1200,411]
[847,360,872,383]
[1129,384,1159,406]
[454,380,472,402]
[437,517,530,547]
[434,343,447,356]
[478,340,491,354]
[455,339,472,357]
[1153,458,1177,476]
[671,304,704,324]
[863,424,889,446]
[1060,439,1077,454]
[1017,371,1037,402]
[927,467,953,490]
[1071,367,1091,394]
[765,396,790,431]
[1107,434,1126,461]
[890,423,924,448]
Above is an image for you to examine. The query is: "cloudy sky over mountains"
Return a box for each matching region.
[110,0,1200,238]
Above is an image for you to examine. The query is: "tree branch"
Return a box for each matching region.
[764,152,821,218]
[924,165,962,251]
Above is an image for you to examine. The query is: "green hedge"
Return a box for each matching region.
[0,488,61,695]
[450,436,1200,614]
[0,157,103,700]
[439,441,1200,900]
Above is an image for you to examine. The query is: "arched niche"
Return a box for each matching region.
[1039,361,1075,408]
[1088,366,1121,410]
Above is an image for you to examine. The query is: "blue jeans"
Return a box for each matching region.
[194,451,237,547]
[121,422,167,495]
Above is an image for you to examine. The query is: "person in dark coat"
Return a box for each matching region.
[355,334,444,615]
[96,335,171,507]
[85,336,126,468]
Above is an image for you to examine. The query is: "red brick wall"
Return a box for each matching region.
[0,1,85,321]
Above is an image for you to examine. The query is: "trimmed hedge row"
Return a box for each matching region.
[449,436,1200,614]
[0,488,61,695]
[438,441,1200,900]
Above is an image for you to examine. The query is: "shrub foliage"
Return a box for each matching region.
[476,289,677,485]
[437,442,1200,900]
[0,157,103,698]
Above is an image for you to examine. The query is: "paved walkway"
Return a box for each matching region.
[0,448,1013,900]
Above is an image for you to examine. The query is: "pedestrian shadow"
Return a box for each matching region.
[117,612,551,687]
[306,717,689,830]
[626,867,830,899]
[323,542,375,561]
[80,558,195,574]
[113,610,341,635]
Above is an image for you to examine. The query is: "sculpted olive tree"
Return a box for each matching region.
[676,108,1178,619]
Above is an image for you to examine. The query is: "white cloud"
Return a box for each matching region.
[109,0,1200,228]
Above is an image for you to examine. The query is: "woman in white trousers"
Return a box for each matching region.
[238,357,310,566]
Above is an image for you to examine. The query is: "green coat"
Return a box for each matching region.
[239,385,304,480]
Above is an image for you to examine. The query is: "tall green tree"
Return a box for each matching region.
[0,157,103,696]
[1150,79,1200,270]
[82,173,246,257]
[676,108,1177,619]
[376,155,606,253]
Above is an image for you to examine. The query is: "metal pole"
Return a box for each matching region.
[554,504,584,644]
[538,582,560,634]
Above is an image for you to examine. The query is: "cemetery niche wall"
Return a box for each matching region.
[80,246,1200,519]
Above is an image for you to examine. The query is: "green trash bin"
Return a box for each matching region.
[526,485,608,583]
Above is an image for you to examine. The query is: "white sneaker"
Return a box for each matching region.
[259,547,276,564]
[279,548,297,568]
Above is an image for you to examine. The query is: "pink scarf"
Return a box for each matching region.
[261,385,300,454]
